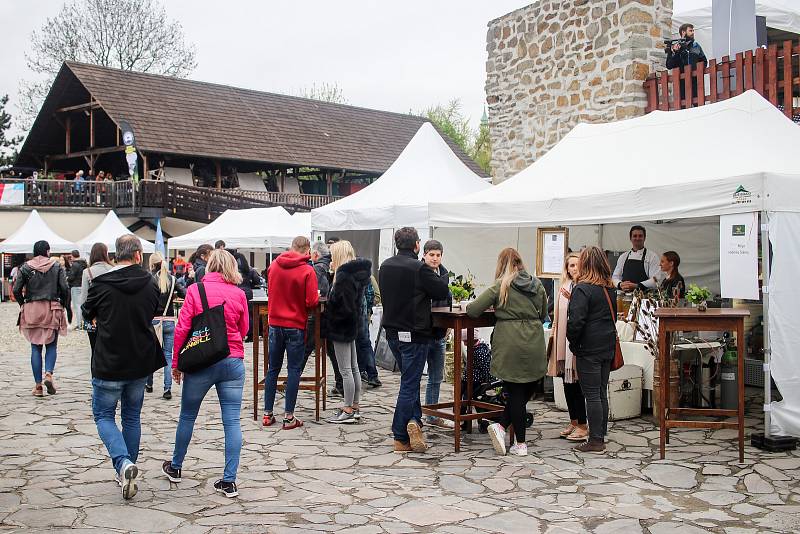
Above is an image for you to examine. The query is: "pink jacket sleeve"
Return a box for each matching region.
[237,289,249,339]
[172,286,198,368]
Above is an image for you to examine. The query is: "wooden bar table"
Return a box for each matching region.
[250,297,327,422]
[655,308,749,462]
[426,307,503,452]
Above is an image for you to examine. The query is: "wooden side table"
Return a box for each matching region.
[251,297,327,422]
[427,308,502,452]
[655,308,750,462]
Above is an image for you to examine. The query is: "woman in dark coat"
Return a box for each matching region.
[567,246,618,454]
[325,240,371,424]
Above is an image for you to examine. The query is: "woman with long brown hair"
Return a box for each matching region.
[658,251,685,299]
[467,247,548,457]
[80,243,114,353]
[567,246,617,454]
[547,252,588,442]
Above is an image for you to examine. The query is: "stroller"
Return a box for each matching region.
[460,339,534,432]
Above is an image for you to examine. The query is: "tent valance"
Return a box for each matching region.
[76,211,155,254]
[0,210,76,254]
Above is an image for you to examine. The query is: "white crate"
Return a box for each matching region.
[552,364,643,421]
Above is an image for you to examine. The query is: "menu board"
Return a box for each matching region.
[536,227,569,278]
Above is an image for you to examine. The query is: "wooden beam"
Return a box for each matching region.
[49,145,126,161]
[55,101,100,114]
[215,160,222,189]
[65,116,71,154]
[326,170,332,197]
[89,108,95,149]
[142,152,149,180]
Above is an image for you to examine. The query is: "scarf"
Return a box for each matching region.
[555,280,577,383]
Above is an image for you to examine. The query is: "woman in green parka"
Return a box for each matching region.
[467,247,548,457]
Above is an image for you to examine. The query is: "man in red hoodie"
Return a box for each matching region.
[263,236,319,429]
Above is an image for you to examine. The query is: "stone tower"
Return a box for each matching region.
[485,0,673,182]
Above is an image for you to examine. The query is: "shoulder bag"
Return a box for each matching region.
[601,286,625,371]
[153,275,175,346]
[177,281,230,373]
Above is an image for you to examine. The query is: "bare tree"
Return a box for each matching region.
[18,0,197,128]
[299,83,348,105]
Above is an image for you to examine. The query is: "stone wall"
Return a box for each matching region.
[485,0,673,182]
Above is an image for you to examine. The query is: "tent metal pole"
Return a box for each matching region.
[760,210,772,438]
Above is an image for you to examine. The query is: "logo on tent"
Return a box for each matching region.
[732,185,752,205]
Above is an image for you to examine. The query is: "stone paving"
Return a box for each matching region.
[0,302,798,533]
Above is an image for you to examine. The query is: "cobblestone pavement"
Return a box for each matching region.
[0,302,798,533]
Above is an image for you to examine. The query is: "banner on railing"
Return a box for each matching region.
[0,183,24,206]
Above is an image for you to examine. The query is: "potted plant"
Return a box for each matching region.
[685,284,712,312]
[448,271,476,311]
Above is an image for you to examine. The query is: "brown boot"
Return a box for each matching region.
[43,373,56,395]
[32,384,44,397]
[566,423,589,442]
[393,440,412,453]
[407,421,427,452]
[574,439,606,454]
[560,420,578,438]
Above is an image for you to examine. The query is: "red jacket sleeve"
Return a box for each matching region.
[172,286,198,368]
[305,266,320,309]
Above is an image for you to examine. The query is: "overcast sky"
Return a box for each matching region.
[1,0,530,133]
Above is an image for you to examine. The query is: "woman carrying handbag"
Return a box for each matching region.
[566,246,621,454]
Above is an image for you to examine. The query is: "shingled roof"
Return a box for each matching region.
[17,62,487,176]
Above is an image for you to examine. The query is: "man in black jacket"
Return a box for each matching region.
[82,234,163,500]
[379,228,449,453]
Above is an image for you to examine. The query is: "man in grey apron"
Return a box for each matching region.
[612,225,662,292]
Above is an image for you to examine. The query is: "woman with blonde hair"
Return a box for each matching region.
[567,246,617,454]
[467,247,548,457]
[163,249,249,498]
[145,252,185,399]
[547,252,588,441]
[325,240,372,424]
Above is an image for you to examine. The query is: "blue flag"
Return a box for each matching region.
[155,218,166,256]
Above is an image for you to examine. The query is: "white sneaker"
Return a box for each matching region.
[488,423,507,456]
[509,443,528,456]
[119,461,138,500]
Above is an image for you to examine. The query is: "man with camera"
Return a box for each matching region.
[666,23,707,71]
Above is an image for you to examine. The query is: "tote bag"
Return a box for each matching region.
[601,287,625,372]
[177,282,230,373]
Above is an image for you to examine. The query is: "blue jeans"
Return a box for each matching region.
[264,326,305,415]
[70,287,83,327]
[171,357,245,482]
[147,319,175,391]
[31,335,58,383]
[388,339,433,442]
[92,376,147,473]
[356,311,378,381]
[424,337,446,422]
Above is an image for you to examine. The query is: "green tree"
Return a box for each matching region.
[421,99,491,175]
[0,95,24,166]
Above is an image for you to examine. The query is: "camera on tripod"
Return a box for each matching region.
[664,37,691,53]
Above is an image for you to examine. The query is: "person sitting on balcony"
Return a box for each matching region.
[666,23,707,71]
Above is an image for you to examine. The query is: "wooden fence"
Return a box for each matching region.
[644,40,800,118]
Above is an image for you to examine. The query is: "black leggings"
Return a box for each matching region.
[501,381,536,443]
[576,352,613,441]
[564,381,587,424]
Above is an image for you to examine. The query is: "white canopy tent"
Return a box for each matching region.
[431,91,800,439]
[673,0,800,55]
[75,211,155,255]
[311,122,490,231]
[167,207,304,251]
[0,209,77,254]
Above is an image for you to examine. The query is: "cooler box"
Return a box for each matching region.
[552,364,643,420]
[608,364,643,420]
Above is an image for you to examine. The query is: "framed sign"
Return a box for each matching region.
[536,227,569,278]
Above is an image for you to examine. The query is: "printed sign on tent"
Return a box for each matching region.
[719,212,759,300]
[0,183,24,206]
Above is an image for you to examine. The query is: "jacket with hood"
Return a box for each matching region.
[82,264,163,381]
[326,258,372,343]
[467,270,549,383]
[267,250,319,330]
[378,249,450,342]
[13,257,70,309]
[313,254,333,297]
[172,271,249,366]
[67,258,88,288]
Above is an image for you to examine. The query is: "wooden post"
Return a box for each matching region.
[65,116,71,154]
[215,160,222,189]
[783,40,793,118]
[116,127,120,146]
[280,168,285,192]
[326,170,332,197]
[89,107,95,148]
[142,153,149,181]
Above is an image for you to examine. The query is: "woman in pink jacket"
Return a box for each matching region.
[162,249,249,498]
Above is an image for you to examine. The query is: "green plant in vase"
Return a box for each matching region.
[685,284,711,311]
[448,271,476,310]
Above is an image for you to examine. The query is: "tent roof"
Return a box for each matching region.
[673,0,800,55]
[311,123,491,230]
[0,210,77,253]
[431,91,800,228]
[168,207,305,250]
[76,211,155,254]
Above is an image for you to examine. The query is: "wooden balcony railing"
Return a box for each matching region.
[644,40,800,118]
[0,178,340,222]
